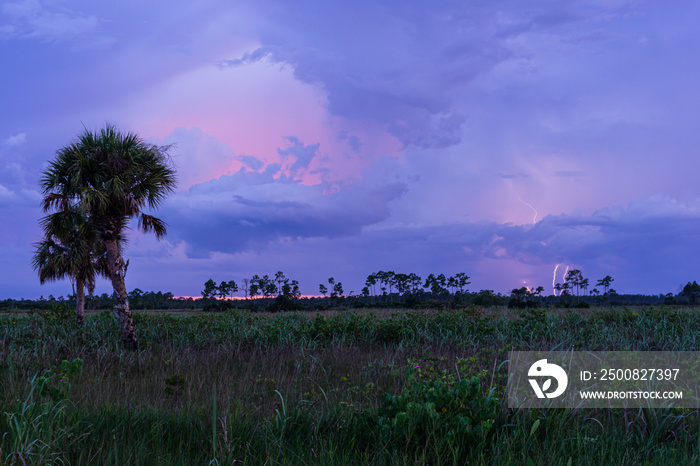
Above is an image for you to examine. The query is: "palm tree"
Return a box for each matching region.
[565,269,584,303]
[32,206,114,325]
[365,273,378,304]
[40,124,177,349]
[453,272,471,302]
[596,275,614,296]
[580,278,590,297]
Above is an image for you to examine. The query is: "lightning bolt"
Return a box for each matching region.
[519,198,538,224]
[552,264,570,296]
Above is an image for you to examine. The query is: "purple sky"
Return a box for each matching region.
[2,0,700,299]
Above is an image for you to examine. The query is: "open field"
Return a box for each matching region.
[0,304,618,320]
[2,306,700,464]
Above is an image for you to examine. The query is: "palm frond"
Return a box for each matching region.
[138,214,167,239]
[41,193,70,213]
[33,203,112,288]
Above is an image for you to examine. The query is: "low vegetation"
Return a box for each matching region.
[2,305,700,464]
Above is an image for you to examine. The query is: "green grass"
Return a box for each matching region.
[1,306,700,464]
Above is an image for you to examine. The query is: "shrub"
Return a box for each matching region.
[355,364,499,461]
[267,295,301,312]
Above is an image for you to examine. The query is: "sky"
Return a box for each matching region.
[2,0,700,299]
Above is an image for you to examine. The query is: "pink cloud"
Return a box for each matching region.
[122,58,402,187]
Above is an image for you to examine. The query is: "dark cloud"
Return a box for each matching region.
[388,111,467,149]
[484,200,700,292]
[214,1,647,151]
[175,197,700,295]
[218,1,512,149]
[228,196,700,294]
[163,168,407,257]
[217,47,271,68]
[277,137,319,177]
[238,154,265,171]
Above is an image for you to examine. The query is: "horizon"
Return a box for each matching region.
[3,2,700,300]
[1,276,692,303]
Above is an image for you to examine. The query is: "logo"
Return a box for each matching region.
[528,359,568,399]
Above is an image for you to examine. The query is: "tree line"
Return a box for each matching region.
[198,269,622,309]
[11,274,700,315]
[360,271,471,303]
[201,272,301,300]
[552,269,615,300]
[198,270,472,305]
[196,270,700,310]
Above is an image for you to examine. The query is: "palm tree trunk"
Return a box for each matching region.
[105,237,138,349]
[75,277,85,326]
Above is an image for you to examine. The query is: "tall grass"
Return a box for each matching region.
[1,306,700,463]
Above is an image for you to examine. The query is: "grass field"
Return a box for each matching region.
[1,305,700,464]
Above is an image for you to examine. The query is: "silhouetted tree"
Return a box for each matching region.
[281,279,301,298]
[202,279,217,299]
[580,278,589,296]
[32,205,113,325]
[331,280,343,299]
[249,275,261,300]
[596,276,614,296]
[274,271,286,296]
[395,273,410,300]
[408,273,423,295]
[510,287,528,302]
[565,269,584,302]
[217,281,230,299]
[219,280,238,299]
[682,281,700,305]
[41,124,176,349]
[262,275,276,298]
[454,272,470,292]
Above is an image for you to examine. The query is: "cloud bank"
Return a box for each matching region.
[163,163,408,258]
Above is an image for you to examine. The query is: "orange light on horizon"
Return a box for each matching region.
[173,295,323,300]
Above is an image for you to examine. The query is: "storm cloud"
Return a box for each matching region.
[2,1,700,298]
